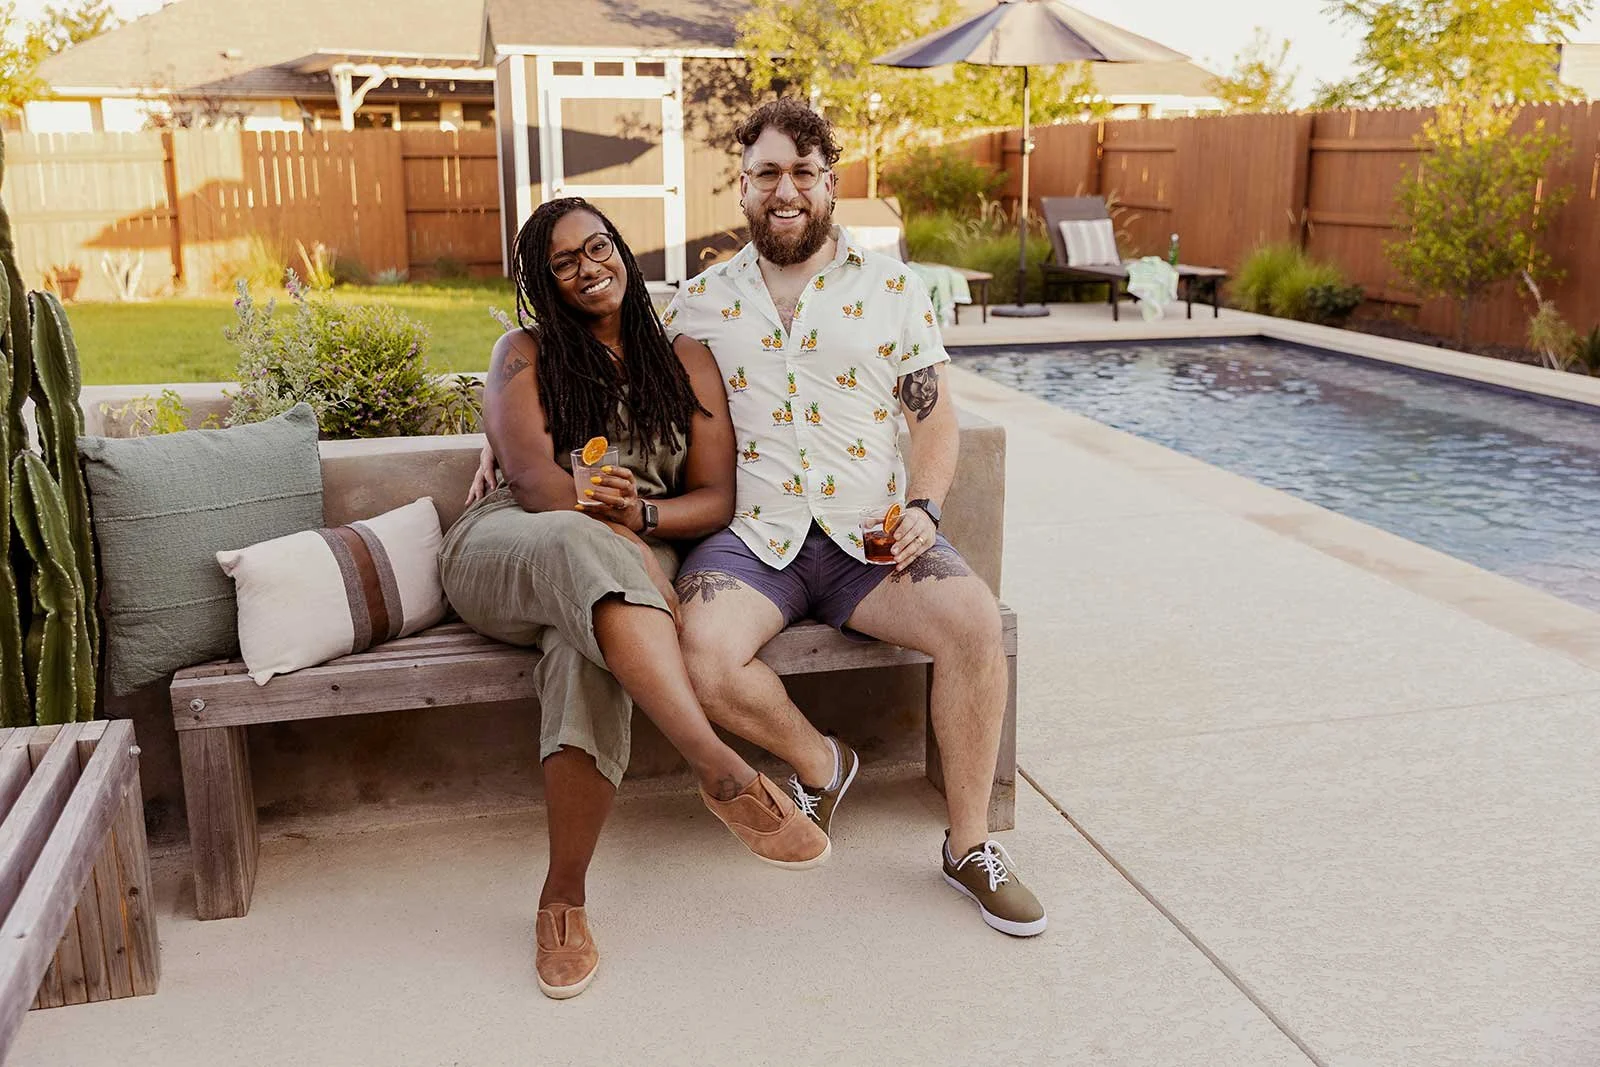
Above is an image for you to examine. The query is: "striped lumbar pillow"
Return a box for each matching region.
[217,497,448,685]
[1059,219,1120,266]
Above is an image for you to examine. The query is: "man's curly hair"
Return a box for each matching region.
[734,98,842,168]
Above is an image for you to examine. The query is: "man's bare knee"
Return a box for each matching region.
[928,585,1004,663]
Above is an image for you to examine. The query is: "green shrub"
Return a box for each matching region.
[884,147,1007,217]
[903,210,1053,303]
[904,212,966,263]
[1571,326,1600,376]
[1303,282,1365,326]
[432,255,470,281]
[955,232,1054,304]
[1268,259,1343,320]
[1236,244,1364,325]
[103,389,192,436]
[214,233,288,292]
[1234,244,1303,313]
[226,270,446,439]
[332,254,371,288]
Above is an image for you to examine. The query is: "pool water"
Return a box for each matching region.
[956,339,1600,614]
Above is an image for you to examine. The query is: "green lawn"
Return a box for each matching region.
[67,280,519,385]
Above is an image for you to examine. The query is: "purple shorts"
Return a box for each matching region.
[681,523,949,634]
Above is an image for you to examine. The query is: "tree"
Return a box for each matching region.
[33,0,120,56]
[948,62,1110,128]
[740,0,961,198]
[737,0,1103,197]
[1208,28,1298,113]
[1388,112,1568,347]
[1315,0,1584,111]
[0,2,47,116]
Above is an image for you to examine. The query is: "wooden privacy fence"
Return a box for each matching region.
[843,103,1600,346]
[2,129,502,302]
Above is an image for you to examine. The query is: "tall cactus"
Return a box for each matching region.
[0,135,97,726]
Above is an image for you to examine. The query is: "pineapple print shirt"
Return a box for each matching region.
[662,229,949,569]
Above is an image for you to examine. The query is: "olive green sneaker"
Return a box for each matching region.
[786,737,860,836]
[942,834,1047,937]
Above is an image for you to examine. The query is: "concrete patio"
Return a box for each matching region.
[16,307,1600,1066]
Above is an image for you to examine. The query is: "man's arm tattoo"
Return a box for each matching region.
[899,366,940,422]
[494,351,531,388]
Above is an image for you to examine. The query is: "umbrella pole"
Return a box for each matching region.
[993,65,1048,318]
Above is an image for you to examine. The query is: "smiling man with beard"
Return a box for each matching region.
[662,99,1046,937]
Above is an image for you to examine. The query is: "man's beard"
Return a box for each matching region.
[747,198,833,266]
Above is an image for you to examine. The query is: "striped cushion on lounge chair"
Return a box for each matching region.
[1059,219,1119,266]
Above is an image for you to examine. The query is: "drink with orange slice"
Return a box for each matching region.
[859,503,901,564]
[571,436,619,497]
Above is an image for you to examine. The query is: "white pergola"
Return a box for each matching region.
[288,51,495,129]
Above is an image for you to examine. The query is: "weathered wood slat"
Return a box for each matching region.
[174,649,542,730]
[87,835,134,1000]
[172,612,1017,731]
[111,767,159,995]
[0,721,139,1058]
[24,726,87,1013]
[69,731,115,1004]
[0,745,32,825]
[0,725,86,925]
[179,728,258,920]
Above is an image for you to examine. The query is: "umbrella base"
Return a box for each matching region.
[991,304,1050,319]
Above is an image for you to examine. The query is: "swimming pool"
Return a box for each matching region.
[955,339,1600,614]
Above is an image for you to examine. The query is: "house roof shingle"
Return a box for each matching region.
[39,0,487,95]
[483,0,747,54]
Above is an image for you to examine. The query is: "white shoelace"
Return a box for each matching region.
[787,775,821,819]
[960,840,1015,892]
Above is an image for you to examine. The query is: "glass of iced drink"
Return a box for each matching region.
[859,506,899,565]
[572,436,619,497]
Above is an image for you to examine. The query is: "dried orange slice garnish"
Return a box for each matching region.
[580,436,609,466]
[882,503,903,534]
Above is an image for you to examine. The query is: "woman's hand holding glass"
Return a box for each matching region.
[577,464,646,532]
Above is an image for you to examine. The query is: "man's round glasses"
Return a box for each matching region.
[744,163,829,192]
[549,233,616,281]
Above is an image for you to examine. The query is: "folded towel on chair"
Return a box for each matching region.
[1125,257,1178,321]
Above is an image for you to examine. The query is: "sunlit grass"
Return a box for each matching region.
[67,280,518,385]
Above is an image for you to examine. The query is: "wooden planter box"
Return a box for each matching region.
[0,721,159,1059]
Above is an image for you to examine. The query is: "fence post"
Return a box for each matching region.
[1091,120,1105,197]
[160,132,184,288]
[1288,113,1314,251]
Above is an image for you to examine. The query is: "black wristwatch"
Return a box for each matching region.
[639,500,660,534]
[906,497,941,529]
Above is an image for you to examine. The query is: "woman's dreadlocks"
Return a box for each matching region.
[510,197,706,457]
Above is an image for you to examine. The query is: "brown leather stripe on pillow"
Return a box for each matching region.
[316,526,392,651]
[351,521,404,642]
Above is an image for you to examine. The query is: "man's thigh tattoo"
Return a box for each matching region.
[676,570,745,603]
[889,546,971,584]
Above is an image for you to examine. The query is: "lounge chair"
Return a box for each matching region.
[1040,196,1227,321]
[833,198,993,323]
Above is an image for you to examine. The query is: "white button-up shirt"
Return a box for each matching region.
[663,230,949,568]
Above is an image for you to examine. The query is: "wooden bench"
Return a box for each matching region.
[170,610,1019,921]
[0,721,159,1059]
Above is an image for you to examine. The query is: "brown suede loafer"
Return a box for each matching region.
[701,772,831,869]
[535,903,599,999]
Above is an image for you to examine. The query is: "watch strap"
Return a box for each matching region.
[906,497,940,528]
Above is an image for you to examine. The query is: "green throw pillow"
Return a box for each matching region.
[79,403,323,695]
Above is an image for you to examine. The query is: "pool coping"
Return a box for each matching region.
[941,305,1600,410]
[948,364,1600,675]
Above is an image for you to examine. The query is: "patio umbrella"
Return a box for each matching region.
[874,0,1186,317]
